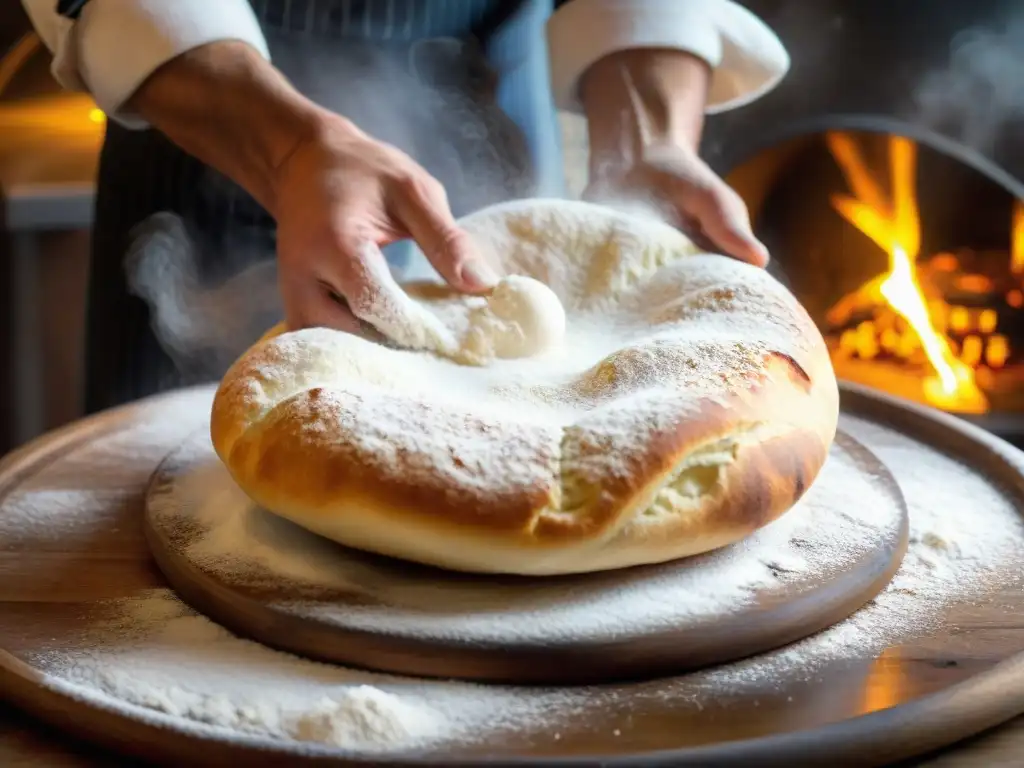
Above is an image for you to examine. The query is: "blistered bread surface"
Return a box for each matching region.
[211,199,840,575]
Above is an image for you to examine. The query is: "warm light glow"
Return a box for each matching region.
[0,33,41,95]
[840,329,857,355]
[948,306,970,333]
[88,108,105,124]
[859,649,911,716]
[987,335,1010,368]
[1013,199,1024,275]
[955,274,993,294]
[825,132,988,413]
[979,309,998,333]
[961,335,983,367]
[880,327,899,351]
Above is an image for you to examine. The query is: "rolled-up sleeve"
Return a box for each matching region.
[547,0,790,115]
[20,0,270,128]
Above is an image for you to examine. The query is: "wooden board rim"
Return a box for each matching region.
[0,382,1023,766]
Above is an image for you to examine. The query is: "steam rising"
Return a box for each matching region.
[914,12,1024,153]
[125,213,283,384]
[124,37,535,385]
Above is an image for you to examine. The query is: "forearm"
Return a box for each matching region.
[547,0,789,116]
[127,41,337,214]
[580,50,710,175]
[20,0,272,123]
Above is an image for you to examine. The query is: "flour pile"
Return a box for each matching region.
[48,593,447,752]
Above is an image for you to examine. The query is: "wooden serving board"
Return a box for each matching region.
[143,429,908,684]
[0,384,1023,767]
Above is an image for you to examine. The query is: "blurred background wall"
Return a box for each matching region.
[0,4,101,455]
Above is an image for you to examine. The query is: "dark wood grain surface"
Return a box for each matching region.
[0,385,1022,766]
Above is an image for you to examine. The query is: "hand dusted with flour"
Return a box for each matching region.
[210,199,839,575]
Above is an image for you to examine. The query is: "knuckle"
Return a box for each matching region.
[717,182,746,208]
[326,227,359,259]
[373,140,406,166]
[422,173,446,197]
[438,225,469,253]
[691,177,722,202]
[402,175,427,200]
[393,167,444,203]
[701,183,741,216]
[326,217,369,251]
[419,223,462,262]
[437,228,474,268]
[721,190,752,225]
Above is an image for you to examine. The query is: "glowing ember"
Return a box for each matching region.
[825,132,989,413]
[1013,200,1024,276]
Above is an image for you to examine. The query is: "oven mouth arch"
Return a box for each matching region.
[713,114,1024,216]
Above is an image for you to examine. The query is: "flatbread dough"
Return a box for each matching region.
[211,199,839,575]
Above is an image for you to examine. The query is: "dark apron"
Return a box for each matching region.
[84,0,562,414]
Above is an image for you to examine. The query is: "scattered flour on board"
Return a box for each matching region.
[149,431,904,645]
[4,393,1020,755]
[45,594,448,753]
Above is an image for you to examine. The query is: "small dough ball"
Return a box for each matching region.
[460,275,566,363]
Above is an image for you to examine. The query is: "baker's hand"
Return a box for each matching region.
[272,115,499,332]
[125,42,498,335]
[583,141,769,268]
[578,48,770,268]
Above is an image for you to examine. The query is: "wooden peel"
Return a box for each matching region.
[1,384,1024,766]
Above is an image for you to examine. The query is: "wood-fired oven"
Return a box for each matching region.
[702,0,1024,442]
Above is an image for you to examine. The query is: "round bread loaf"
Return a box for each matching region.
[210,199,839,576]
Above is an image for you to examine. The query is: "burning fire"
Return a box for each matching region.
[824,132,992,413]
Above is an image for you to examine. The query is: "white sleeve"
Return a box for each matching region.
[20,0,270,129]
[547,0,790,115]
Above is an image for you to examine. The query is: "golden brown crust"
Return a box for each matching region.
[227,387,560,533]
[539,353,828,537]
[209,199,839,575]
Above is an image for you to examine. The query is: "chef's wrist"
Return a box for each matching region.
[580,49,711,176]
[127,40,333,212]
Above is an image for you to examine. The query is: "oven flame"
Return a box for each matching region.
[824,132,988,413]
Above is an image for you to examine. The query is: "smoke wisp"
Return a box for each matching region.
[125,213,283,384]
[914,11,1024,154]
[124,36,537,384]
